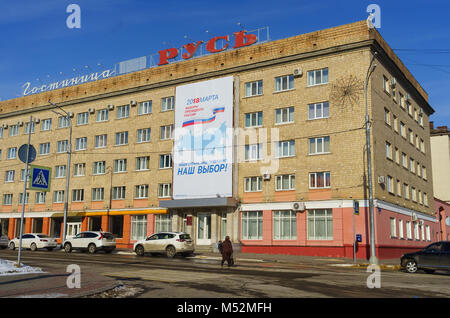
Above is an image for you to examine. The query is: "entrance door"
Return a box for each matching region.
[197,213,211,245]
[66,222,81,237]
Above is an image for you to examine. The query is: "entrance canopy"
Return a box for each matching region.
[159,197,238,209]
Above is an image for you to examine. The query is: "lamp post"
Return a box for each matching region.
[365,51,378,265]
[48,100,72,244]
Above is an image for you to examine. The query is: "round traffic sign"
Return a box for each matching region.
[18,144,37,164]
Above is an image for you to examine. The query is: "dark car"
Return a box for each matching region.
[401,241,450,273]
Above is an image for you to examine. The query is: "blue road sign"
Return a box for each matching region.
[18,144,36,164]
[29,165,52,192]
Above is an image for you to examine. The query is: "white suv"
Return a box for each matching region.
[134,232,194,258]
[63,231,116,254]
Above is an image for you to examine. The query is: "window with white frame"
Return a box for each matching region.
[131,215,147,241]
[41,118,52,131]
[159,154,172,169]
[96,109,109,122]
[423,192,428,206]
[114,159,127,173]
[112,186,126,200]
[417,162,421,177]
[398,219,404,239]
[39,142,50,155]
[7,147,17,159]
[426,225,431,241]
[24,121,35,134]
[275,75,294,92]
[5,170,15,182]
[116,105,130,119]
[135,184,149,199]
[20,169,28,182]
[72,189,84,202]
[422,166,427,180]
[58,116,70,128]
[155,214,172,232]
[275,107,294,124]
[384,108,391,126]
[55,165,66,178]
[414,222,419,240]
[406,220,412,239]
[138,101,152,115]
[395,147,400,164]
[161,96,174,112]
[397,179,402,197]
[160,125,173,140]
[308,102,329,120]
[245,80,263,97]
[9,125,19,136]
[409,129,414,144]
[411,187,417,202]
[276,140,295,158]
[420,224,425,241]
[383,76,390,93]
[244,177,262,192]
[95,134,107,148]
[73,163,85,177]
[92,188,104,201]
[245,111,263,128]
[404,183,410,200]
[410,158,415,173]
[276,174,295,191]
[400,122,406,138]
[158,183,172,198]
[137,128,151,143]
[35,192,46,204]
[307,68,329,86]
[309,172,331,189]
[245,144,262,161]
[136,156,150,171]
[402,153,407,168]
[399,93,405,108]
[3,194,13,205]
[57,140,68,153]
[53,190,65,203]
[307,209,333,240]
[385,142,392,159]
[420,139,425,153]
[241,211,263,240]
[387,175,394,194]
[273,210,297,240]
[418,190,423,205]
[309,136,330,154]
[19,192,29,204]
[115,131,128,146]
[75,137,87,151]
[77,112,89,125]
[393,115,398,132]
[93,161,106,175]
[390,218,397,237]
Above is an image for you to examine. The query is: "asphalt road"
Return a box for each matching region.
[1,248,449,299]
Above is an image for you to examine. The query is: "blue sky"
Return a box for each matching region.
[0,0,449,126]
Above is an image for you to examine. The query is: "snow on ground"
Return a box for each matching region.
[0,259,44,276]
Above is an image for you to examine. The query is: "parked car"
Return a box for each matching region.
[63,231,116,254]
[134,232,194,258]
[401,241,450,273]
[8,233,58,251]
[0,235,9,249]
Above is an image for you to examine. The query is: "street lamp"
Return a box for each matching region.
[365,51,378,265]
[48,100,72,245]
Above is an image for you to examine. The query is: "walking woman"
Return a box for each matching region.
[221,236,233,268]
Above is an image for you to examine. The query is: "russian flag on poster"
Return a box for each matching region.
[182,107,225,127]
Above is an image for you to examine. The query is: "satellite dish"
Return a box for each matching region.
[18,144,36,164]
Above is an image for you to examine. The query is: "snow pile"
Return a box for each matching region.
[0,259,44,276]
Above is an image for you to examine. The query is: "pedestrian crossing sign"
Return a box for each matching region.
[29,165,52,192]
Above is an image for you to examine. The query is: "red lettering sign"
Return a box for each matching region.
[158,48,179,66]
[206,35,229,53]
[233,30,257,48]
[182,41,203,59]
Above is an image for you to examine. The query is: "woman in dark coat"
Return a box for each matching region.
[221,236,233,267]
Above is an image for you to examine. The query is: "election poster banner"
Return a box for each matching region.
[173,76,234,199]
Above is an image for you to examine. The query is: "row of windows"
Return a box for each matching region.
[389,218,431,241]
[385,141,428,181]
[385,175,429,206]
[244,172,331,192]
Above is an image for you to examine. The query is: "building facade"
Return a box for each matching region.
[0,21,441,259]
[430,123,450,204]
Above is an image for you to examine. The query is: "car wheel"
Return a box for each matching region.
[166,246,176,258]
[64,243,72,253]
[88,243,97,254]
[30,243,37,251]
[9,242,15,250]
[424,269,435,274]
[405,259,418,273]
[135,245,145,257]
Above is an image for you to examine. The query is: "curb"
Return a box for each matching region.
[330,263,402,271]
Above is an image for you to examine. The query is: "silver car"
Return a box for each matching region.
[9,233,58,251]
[134,232,195,258]
[63,231,116,254]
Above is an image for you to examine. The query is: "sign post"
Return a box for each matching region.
[353,200,360,264]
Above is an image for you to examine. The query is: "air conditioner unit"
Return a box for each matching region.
[88,108,95,114]
[2,124,8,129]
[377,176,385,184]
[262,173,271,181]
[67,112,74,118]
[405,93,411,101]
[34,118,40,124]
[293,68,303,77]
[391,77,397,87]
[292,202,306,212]
[108,104,114,111]
[17,121,24,126]
[411,212,418,222]
[130,100,137,107]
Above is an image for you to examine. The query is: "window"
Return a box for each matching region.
[245,144,262,161]
[72,189,84,202]
[115,131,128,146]
[406,221,412,239]
[131,215,147,241]
[241,211,263,240]
[9,125,19,136]
[135,185,149,199]
[58,116,70,128]
[275,107,294,124]
[55,165,66,178]
[53,190,65,203]
[161,96,174,112]
[160,125,173,140]
[159,154,172,169]
[24,121,35,134]
[407,102,412,116]
[397,179,402,197]
[95,134,107,148]
[92,188,104,201]
[116,105,130,119]
[276,140,295,158]
[402,153,407,168]
[390,218,397,238]
[387,175,394,194]
[245,80,263,97]
[73,163,85,177]
[273,210,296,240]
[418,190,423,205]
[420,139,425,153]
[398,219,404,239]
[307,68,329,86]
[136,156,150,171]
[417,162,421,177]
[309,172,331,189]
[138,101,152,115]
[77,112,89,125]
[410,158,415,173]
[3,194,13,205]
[7,147,17,159]
[114,159,127,173]
[411,187,417,202]
[422,166,427,180]
[5,170,15,182]
[404,183,410,200]
[408,129,414,144]
[308,102,329,120]
[134,128,151,143]
[400,122,406,138]
[35,192,46,204]
[395,147,400,164]
[93,161,106,175]
[155,214,172,232]
[75,137,87,151]
[244,177,262,192]
[41,118,52,131]
[57,140,68,153]
[384,108,391,126]
[20,169,29,182]
[383,76,390,94]
[276,174,295,191]
[221,212,228,238]
[307,209,333,240]
[426,225,431,241]
[419,112,424,127]
[423,192,428,206]
[275,75,294,91]
[414,222,419,240]
[112,186,126,200]
[309,137,330,154]
[393,115,398,132]
[39,142,50,155]
[19,193,29,204]
[96,109,109,122]
[385,142,392,160]
[158,183,172,198]
[399,93,405,109]
[420,224,424,241]
[415,134,420,150]
[245,112,263,128]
